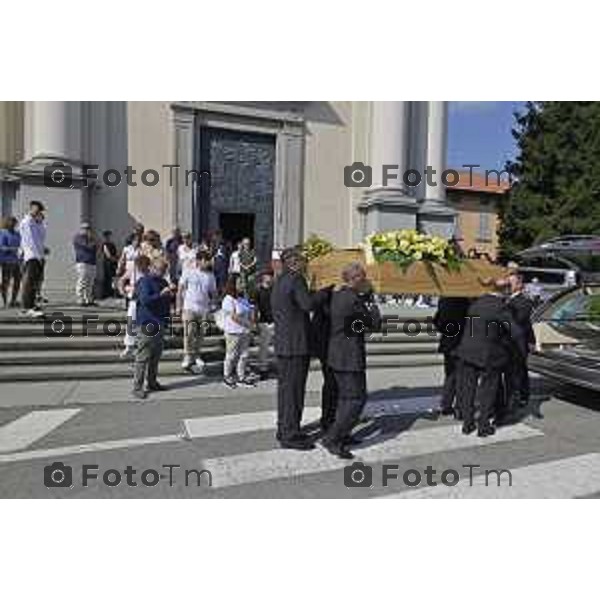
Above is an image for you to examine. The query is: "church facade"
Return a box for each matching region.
[0,101,455,292]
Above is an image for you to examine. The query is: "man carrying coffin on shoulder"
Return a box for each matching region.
[321,262,381,460]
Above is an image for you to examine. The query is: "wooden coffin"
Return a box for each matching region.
[308,249,509,297]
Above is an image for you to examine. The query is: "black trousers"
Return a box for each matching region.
[324,371,367,447]
[506,355,530,405]
[21,259,44,310]
[460,362,502,428]
[320,363,338,430]
[441,353,460,412]
[276,355,310,440]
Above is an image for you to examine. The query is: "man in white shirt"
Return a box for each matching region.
[229,241,241,278]
[177,249,217,373]
[19,200,47,317]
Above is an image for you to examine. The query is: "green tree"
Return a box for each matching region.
[499,101,600,259]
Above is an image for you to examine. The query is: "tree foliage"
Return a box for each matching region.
[499,101,600,259]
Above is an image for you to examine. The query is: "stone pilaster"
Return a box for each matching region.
[417,101,456,238]
[358,101,418,236]
[273,121,305,249]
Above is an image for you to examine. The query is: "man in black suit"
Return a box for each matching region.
[271,247,326,450]
[506,272,536,409]
[322,262,381,459]
[309,286,338,433]
[455,279,523,437]
[433,296,470,417]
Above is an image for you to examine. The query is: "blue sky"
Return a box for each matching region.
[447,101,526,172]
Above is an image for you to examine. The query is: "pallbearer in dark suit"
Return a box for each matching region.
[271,247,327,450]
[322,262,381,460]
[309,286,338,433]
[455,279,523,437]
[506,272,536,408]
[433,296,470,417]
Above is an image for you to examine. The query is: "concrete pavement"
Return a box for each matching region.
[2,364,600,498]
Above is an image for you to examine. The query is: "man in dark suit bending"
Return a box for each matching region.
[455,278,523,437]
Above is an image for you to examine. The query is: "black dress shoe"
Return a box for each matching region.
[147,383,168,392]
[321,439,354,459]
[462,422,476,435]
[477,424,496,438]
[440,406,454,416]
[279,437,315,451]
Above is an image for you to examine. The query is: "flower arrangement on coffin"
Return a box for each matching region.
[361,229,462,272]
[302,234,334,262]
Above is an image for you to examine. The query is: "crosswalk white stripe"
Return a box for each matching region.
[179,397,443,441]
[379,452,600,499]
[0,409,81,453]
[0,434,181,464]
[181,407,322,439]
[204,423,543,489]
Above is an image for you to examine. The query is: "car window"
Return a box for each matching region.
[519,268,566,285]
[539,287,600,334]
[563,253,600,272]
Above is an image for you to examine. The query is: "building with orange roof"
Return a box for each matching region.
[446,170,510,259]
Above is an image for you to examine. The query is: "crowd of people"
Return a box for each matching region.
[1,200,540,459]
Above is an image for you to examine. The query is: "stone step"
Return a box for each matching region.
[0,306,436,324]
[0,331,439,352]
[0,321,439,337]
[0,341,439,366]
[0,353,443,383]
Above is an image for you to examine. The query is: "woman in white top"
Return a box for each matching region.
[221,276,255,388]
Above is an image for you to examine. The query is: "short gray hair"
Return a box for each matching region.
[341,261,366,283]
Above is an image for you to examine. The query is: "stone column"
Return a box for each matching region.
[16,101,89,299]
[424,101,447,202]
[23,102,83,167]
[358,101,418,236]
[417,101,456,238]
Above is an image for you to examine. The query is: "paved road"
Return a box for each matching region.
[1,367,599,498]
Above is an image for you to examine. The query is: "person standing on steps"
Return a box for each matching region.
[73,222,98,307]
[19,200,47,318]
[0,216,22,308]
[177,250,217,374]
[100,230,118,299]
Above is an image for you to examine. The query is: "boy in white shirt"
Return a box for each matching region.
[178,250,216,373]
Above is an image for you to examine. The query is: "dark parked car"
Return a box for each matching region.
[529,284,600,392]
